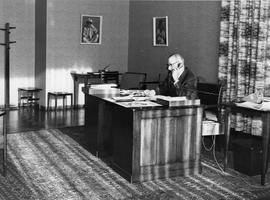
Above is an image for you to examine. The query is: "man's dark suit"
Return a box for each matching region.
[157,67,197,99]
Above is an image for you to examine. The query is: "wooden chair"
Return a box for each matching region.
[119,72,147,90]
[100,71,120,85]
[0,111,7,176]
[139,74,161,90]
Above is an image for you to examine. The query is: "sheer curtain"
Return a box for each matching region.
[219,0,270,135]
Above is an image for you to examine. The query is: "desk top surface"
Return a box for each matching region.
[83,88,202,110]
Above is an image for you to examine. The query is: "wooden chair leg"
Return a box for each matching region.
[47,93,50,111]
[18,90,21,108]
[54,95,57,111]
[63,96,65,110]
[71,94,73,109]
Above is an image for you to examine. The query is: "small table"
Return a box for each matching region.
[223,103,270,185]
[18,87,42,108]
[47,92,73,110]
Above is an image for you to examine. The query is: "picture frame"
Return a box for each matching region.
[153,16,168,46]
[80,15,102,44]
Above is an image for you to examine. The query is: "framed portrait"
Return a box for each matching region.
[153,16,168,46]
[80,15,102,44]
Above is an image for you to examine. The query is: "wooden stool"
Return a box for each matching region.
[18,87,42,108]
[47,92,73,110]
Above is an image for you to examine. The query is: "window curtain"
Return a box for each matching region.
[219,0,270,136]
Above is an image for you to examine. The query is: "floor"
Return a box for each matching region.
[1,107,269,191]
[1,107,85,134]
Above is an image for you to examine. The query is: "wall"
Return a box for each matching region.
[45,0,129,106]
[0,0,35,107]
[0,0,221,107]
[0,0,129,107]
[128,0,221,83]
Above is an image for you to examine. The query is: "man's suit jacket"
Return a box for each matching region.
[157,67,197,99]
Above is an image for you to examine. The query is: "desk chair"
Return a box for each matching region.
[0,111,7,176]
[139,74,161,90]
[119,72,147,90]
[100,71,120,85]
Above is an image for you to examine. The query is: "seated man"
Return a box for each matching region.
[156,53,197,99]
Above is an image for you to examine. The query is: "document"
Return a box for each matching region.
[155,96,200,107]
[112,96,134,102]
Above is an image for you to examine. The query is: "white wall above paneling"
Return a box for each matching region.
[45,0,129,105]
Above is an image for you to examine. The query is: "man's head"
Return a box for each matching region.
[86,18,93,25]
[167,53,184,72]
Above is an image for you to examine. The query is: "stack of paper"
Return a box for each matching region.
[90,83,117,89]
[88,83,119,94]
[112,96,134,102]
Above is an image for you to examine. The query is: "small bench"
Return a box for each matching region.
[47,92,73,110]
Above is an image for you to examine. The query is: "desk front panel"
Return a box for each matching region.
[84,93,203,182]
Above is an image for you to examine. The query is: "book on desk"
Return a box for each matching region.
[83,83,120,95]
[155,96,200,107]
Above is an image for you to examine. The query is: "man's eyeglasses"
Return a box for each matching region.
[167,61,179,67]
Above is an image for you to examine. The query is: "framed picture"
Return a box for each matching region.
[80,15,102,44]
[153,16,168,46]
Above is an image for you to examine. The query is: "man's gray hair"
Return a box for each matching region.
[169,53,184,65]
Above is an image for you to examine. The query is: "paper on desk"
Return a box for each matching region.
[118,101,162,108]
[112,96,134,102]
[90,83,117,89]
[235,101,270,111]
[263,97,270,102]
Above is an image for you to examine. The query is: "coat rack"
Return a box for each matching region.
[0,23,16,109]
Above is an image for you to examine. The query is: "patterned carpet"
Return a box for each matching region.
[0,129,269,200]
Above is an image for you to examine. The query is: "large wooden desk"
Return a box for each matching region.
[223,104,270,185]
[83,88,203,182]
